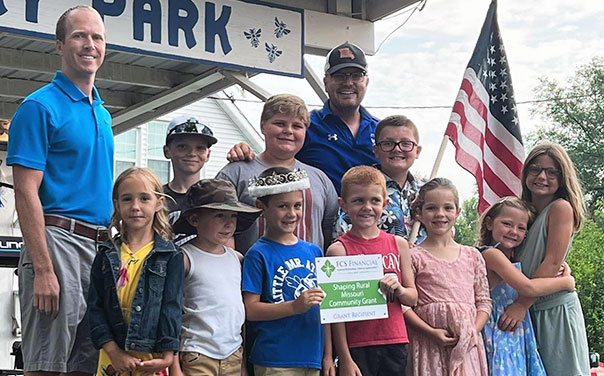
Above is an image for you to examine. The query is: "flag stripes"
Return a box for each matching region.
[445,0,525,213]
[446,67,524,213]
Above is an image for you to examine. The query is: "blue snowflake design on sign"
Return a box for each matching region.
[273,17,291,38]
[243,28,262,48]
[265,43,282,63]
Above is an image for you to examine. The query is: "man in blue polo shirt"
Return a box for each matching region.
[7,5,113,375]
[226,42,379,194]
[296,42,379,193]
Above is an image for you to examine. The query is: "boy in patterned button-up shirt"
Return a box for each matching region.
[333,115,426,244]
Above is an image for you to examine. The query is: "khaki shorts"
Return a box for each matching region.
[180,346,243,376]
[253,366,320,376]
[19,226,98,373]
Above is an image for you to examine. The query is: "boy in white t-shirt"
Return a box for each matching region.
[170,179,261,376]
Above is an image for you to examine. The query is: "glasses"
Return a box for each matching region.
[330,71,366,83]
[168,120,214,138]
[526,165,562,179]
[376,140,417,152]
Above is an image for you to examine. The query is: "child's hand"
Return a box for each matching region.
[293,287,325,314]
[564,275,576,291]
[138,351,173,375]
[559,262,576,290]
[168,354,184,376]
[322,355,336,376]
[338,357,362,376]
[106,347,142,374]
[379,273,403,302]
[498,302,527,331]
[241,363,249,376]
[430,328,458,347]
[560,262,571,277]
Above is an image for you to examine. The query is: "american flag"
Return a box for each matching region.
[445,0,525,213]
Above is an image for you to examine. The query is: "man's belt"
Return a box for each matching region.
[44,215,110,243]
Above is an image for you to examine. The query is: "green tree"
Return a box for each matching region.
[567,209,604,354]
[454,196,479,246]
[530,57,604,212]
[595,200,604,230]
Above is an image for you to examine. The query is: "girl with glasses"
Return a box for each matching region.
[499,142,589,375]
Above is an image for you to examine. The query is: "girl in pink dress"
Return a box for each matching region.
[404,178,491,376]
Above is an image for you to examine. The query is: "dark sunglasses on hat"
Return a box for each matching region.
[165,116,218,146]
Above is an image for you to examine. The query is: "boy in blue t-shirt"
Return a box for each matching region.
[242,167,326,376]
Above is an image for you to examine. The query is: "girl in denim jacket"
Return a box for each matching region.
[88,167,184,376]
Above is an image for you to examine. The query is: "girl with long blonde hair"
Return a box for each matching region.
[500,143,589,375]
[88,167,184,376]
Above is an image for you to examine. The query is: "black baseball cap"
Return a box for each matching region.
[324,42,368,74]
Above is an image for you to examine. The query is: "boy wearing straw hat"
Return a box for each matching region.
[171,179,261,376]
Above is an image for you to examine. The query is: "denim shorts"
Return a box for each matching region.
[19,225,98,373]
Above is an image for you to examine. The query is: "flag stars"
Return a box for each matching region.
[450,5,524,205]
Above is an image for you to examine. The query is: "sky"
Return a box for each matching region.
[224,0,604,203]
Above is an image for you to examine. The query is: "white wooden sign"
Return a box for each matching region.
[0,0,304,77]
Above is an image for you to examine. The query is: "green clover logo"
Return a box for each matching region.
[322,260,336,278]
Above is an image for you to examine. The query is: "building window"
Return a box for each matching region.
[115,160,135,176]
[115,128,137,177]
[148,159,170,184]
[147,121,170,184]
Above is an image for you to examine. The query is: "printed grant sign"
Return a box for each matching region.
[316,255,387,324]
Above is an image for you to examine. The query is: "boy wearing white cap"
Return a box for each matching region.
[163,116,217,241]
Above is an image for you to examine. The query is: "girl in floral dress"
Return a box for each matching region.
[477,196,575,375]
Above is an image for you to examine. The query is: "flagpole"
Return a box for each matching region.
[408,134,450,245]
[428,134,450,179]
